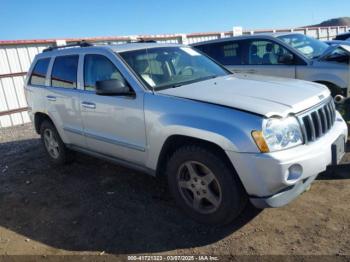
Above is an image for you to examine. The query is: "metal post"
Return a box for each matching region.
[181,34,189,45]
[327,27,330,40]
[55,40,66,46]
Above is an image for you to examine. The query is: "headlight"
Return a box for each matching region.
[252,116,303,152]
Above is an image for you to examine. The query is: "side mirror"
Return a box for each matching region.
[278,53,294,65]
[96,79,131,96]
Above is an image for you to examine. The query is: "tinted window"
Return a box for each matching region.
[246,40,293,65]
[84,54,125,91]
[195,41,243,65]
[29,58,50,86]
[51,55,78,88]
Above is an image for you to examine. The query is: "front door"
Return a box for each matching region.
[79,53,146,165]
[237,39,296,78]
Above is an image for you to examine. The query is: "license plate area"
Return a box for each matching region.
[331,135,345,165]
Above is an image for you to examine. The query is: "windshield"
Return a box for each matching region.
[119,46,230,90]
[277,34,329,59]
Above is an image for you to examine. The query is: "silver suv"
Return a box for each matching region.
[25,41,348,225]
[193,33,350,97]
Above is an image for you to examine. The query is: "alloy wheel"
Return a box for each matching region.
[176,161,222,214]
[43,129,60,159]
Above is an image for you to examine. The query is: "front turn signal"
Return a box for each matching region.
[251,130,270,153]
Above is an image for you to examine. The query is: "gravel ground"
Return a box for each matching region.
[0,124,349,258]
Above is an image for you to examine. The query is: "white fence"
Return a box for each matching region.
[0,25,349,128]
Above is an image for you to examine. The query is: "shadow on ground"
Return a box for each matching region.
[0,138,261,254]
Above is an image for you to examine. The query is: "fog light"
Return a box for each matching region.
[285,164,303,183]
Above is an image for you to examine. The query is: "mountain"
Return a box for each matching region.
[308,17,350,27]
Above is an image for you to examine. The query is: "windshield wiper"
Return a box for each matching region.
[173,75,219,88]
[156,75,220,90]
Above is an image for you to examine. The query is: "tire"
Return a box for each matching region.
[166,145,247,225]
[40,120,72,165]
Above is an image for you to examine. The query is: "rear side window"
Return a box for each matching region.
[29,58,50,86]
[195,41,243,65]
[51,55,79,88]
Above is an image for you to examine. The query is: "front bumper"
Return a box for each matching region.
[250,174,318,208]
[226,111,348,208]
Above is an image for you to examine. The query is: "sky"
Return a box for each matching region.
[1,0,350,40]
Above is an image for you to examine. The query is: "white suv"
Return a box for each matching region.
[25,41,348,225]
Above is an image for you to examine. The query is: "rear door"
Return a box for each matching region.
[45,55,85,147]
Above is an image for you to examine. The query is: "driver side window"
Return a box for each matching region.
[247,40,293,65]
[84,54,125,91]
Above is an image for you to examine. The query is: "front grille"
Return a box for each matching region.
[297,98,336,143]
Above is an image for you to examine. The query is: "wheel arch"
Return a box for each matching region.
[34,112,54,134]
[313,80,345,96]
[155,135,236,178]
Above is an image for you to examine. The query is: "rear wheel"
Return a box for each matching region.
[167,145,247,225]
[40,121,72,165]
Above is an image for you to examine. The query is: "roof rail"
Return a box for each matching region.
[43,40,93,52]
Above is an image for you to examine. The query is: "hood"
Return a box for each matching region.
[158,74,330,117]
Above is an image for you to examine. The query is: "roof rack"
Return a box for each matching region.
[43,40,93,52]
[127,38,157,43]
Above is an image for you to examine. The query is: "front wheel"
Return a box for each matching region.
[167,145,247,225]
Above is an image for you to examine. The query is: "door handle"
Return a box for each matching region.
[81,101,96,109]
[46,95,56,101]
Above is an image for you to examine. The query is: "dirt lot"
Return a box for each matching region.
[0,124,349,258]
